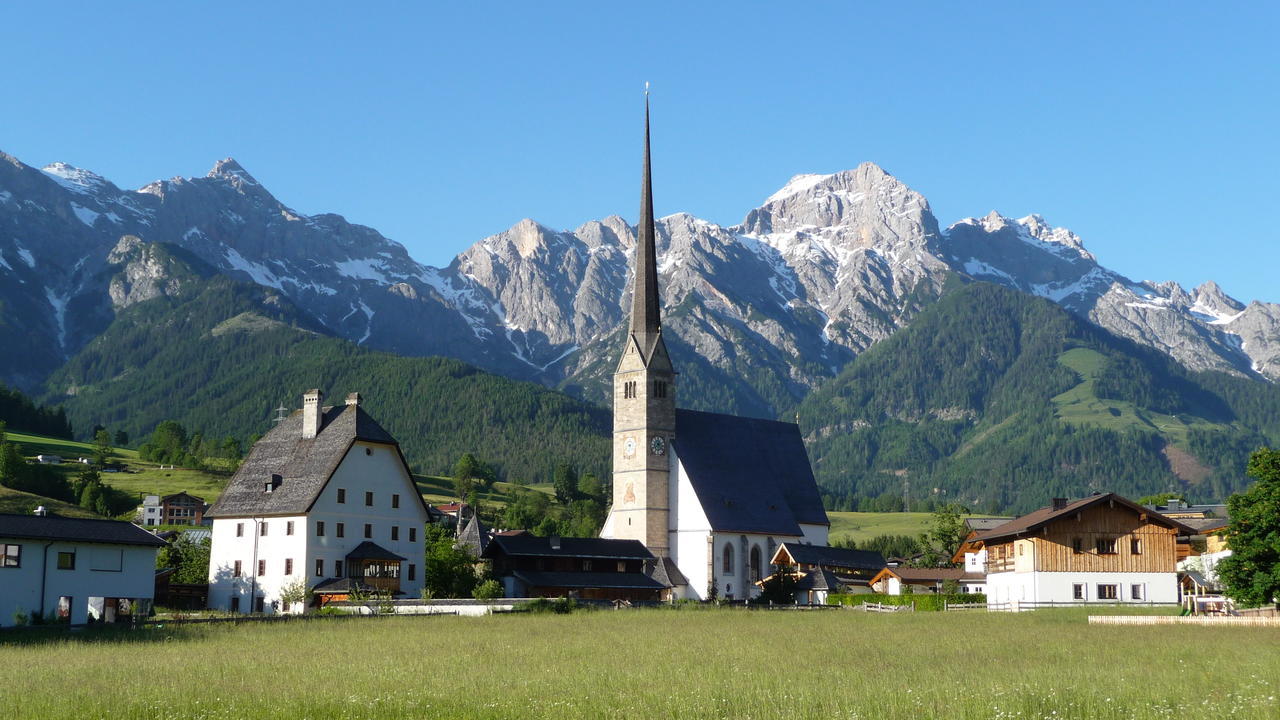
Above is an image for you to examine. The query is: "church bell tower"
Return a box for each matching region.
[602,92,675,556]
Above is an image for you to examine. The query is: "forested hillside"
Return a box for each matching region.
[0,383,72,438]
[799,280,1280,514]
[43,250,611,484]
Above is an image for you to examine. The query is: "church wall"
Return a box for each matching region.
[670,453,711,599]
[799,523,829,546]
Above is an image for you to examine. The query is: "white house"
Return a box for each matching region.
[205,390,432,614]
[0,508,166,627]
[973,494,1192,610]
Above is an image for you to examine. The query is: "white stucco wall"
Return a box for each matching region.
[799,523,829,546]
[208,441,429,613]
[986,571,1178,608]
[963,549,987,573]
[0,538,158,627]
[669,452,711,600]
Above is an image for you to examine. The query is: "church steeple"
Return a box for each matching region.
[601,88,676,558]
[630,92,661,342]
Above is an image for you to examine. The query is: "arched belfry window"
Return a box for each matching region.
[750,545,762,583]
[722,544,734,575]
[623,381,637,399]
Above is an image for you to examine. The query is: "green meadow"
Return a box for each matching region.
[2,609,1275,719]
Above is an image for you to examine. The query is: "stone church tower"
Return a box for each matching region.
[603,94,675,556]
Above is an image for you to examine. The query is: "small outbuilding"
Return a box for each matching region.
[482,534,666,602]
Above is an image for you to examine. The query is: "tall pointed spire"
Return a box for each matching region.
[630,89,661,339]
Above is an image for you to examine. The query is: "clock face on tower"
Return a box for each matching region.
[650,436,666,456]
[624,437,636,458]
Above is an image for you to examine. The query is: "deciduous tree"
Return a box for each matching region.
[1217,448,1280,607]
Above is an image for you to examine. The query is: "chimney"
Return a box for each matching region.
[302,389,323,439]
[345,392,362,407]
[33,506,48,517]
[550,535,561,550]
[1051,498,1068,511]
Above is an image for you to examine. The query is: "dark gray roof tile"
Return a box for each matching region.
[673,409,828,536]
[0,513,166,547]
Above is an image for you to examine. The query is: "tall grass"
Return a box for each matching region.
[2,609,1276,719]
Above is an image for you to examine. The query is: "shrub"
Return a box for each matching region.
[473,580,503,600]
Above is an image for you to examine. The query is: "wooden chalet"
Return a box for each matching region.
[973,493,1195,607]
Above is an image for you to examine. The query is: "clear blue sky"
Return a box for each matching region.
[2,3,1277,301]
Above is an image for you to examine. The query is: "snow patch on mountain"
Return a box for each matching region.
[765,173,833,205]
[223,247,283,289]
[70,203,100,227]
[333,257,390,284]
[15,242,35,268]
[42,163,108,195]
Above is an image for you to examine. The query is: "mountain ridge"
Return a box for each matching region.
[3,149,1278,423]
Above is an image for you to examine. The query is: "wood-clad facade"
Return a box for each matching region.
[984,501,1179,575]
[976,494,1193,609]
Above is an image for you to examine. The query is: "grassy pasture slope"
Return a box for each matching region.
[2,610,1276,719]
[7,429,549,516]
[1051,348,1231,443]
[826,511,1007,545]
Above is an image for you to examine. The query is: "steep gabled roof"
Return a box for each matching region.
[482,535,654,561]
[973,493,1196,544]
[207,402,422,518]
[456,513,490,558]
[0,513,166,547]
[773,542,886,571]
[963,517,1010,532]
[673,409,828,536]
[345,541,406,562]
[795,567,842,592]
[645,556,688,589]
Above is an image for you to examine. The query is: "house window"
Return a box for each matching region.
[260,521,268,537]
[392,494,400,509]
[1131,584,1144,601]
[364,524,372,539]
[316,521,325,537]
[236,523,244,537]
[1072,538,1083,554]
[336,523,345,538]
[722,544,734,574]
[230,597,240,613]
[365,491,373,507]
[257,560,266,576]
[285,558,294,576]
[1072,583,1085,600]
[287,521,295,536]
[409,527,417,542]
[1095,538,1117,555]
[234,560,243,577]
[337,488,346,504]
[255,596,265,613]
[617,561,626,572]
[315,559,323,577]
[391,526,399,541]
[583,559,593,571]
[1,543,21,568]
[1130,538,1142,555]
[408,564,416,581]
[335,560,344,577]
[57,551,75,570]
[1018,544,1024,556]
[1097,584,1118,600]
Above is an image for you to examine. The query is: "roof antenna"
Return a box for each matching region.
[272,404,288,424]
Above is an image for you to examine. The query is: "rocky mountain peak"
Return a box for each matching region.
[41,161,111,195]
[740,162,935,244]
[1192,280,1245,319]
[208,157,256,182]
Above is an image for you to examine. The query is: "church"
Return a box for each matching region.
[599,97,830,601]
